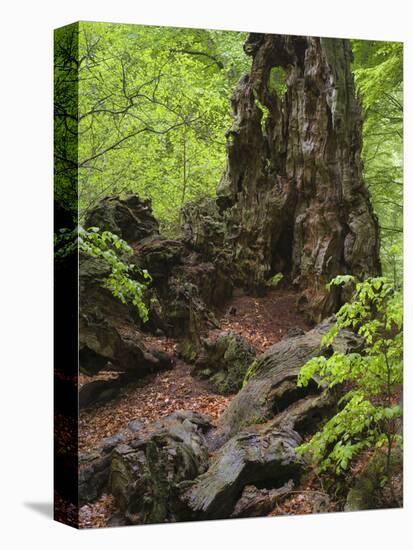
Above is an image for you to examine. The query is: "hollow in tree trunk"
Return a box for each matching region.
[186,34,381,322]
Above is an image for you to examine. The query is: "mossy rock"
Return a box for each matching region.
[137,238,183,279]
[194,331,256,395]
[344,447,403,512]
[110,411,211,524]
[211,320,361,448]
[180,339,199,363]
[84,194,160,244]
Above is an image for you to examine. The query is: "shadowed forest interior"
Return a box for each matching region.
[54,23,403,528]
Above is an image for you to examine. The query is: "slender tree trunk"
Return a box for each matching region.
[179,132,189,224]
[204,34,381,322]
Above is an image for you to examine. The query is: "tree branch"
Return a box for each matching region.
[78,118,198,167]
[170,48,224,69]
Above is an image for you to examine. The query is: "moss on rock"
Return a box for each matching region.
[194,331,256,395]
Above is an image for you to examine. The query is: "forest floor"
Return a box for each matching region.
[79,288,310,453]
[78,288,321,527]
[77,288,374,528]
[219,288,311,352]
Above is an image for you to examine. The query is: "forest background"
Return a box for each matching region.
[55,22,403,285]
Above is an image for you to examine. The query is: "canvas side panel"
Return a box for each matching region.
[53,22,80,528]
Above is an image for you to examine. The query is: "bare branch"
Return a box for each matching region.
[78,118,198,167]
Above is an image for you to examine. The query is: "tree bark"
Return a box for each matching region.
[186,34,381,322]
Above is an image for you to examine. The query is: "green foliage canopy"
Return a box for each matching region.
[55,26,403,262]
[73,23,249,233]
[352,40,403,285]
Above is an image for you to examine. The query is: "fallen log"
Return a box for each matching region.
[181,425,303,520]
[211,318,361,448]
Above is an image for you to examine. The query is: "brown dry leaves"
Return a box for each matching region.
[79,289,310,452]
[220,289,310,353]
[269,471,338,516]
[79,371,119,388]
[79,494,117,529]
[79,359,231,453]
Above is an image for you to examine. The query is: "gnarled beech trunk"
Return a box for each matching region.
[185,34,380,322]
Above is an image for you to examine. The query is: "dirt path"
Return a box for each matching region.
[78,333,233,528]
[79,288,309,452]
[78,287,313,527]
[219,288,311,353]
[79,358,231,453]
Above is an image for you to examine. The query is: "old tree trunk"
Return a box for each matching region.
[183,34,380,322]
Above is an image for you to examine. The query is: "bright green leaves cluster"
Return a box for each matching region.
[269,272,283,288]
[352,41,403,110]
[352,40,403,286]
[296,275,403,475]
[299,394,379,473]
[72,22,249,234]
[268,66,288,97]
[79,227,151,321]
[242,359,259,387]
[55,227,151,321]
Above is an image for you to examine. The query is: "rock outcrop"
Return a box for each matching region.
[82,194,233,363]
[194,330,256,394]
[85,194,160,244]
[136,238,233,361]
[181,425,303,520]
[109,411,211,524]
[79,251,163,377]
[211,318,361,448]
